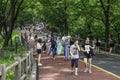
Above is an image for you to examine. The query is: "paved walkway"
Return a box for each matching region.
[39,54,120,80]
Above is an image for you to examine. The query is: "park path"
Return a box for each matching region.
[39,54,120,80]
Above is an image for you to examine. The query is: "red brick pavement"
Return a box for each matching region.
[39,54,120,80]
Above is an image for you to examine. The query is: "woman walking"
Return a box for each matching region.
[96,37,101,53]
[109,35,115,53]
[70,39,80,76]
[64,37,70,61]
[36,38,43,66]
[57,37,63,55]
[47,38,52,55]
[51,37,57,60]
[81,37,94,74]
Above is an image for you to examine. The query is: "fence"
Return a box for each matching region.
[0,29,39,80]
[0,51,34,80]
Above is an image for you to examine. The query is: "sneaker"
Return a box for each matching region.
[53,58,56,60]
[75,73,78,76]
[88,70,92,74]
[71,70,74,75]
[38,63,42,66]
[84,68,88,73]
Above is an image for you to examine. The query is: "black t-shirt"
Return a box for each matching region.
[51,40,56,49]
[110,38,115,44]
[82,43,94,55]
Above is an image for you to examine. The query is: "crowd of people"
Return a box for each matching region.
[20,24,116,76]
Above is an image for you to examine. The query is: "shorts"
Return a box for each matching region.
[96,42,100,47]
[84,53,92,59]
[110,43,114,48]
[71,59,79,68]
[42,45,46,51]
[37,49,42,54]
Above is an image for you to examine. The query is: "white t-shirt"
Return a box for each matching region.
[62,36,66,41]
[70,45,79,59]
[28,36,35,42]
[36,43,42,49]
[85,45,90,54]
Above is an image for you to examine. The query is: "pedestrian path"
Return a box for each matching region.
[39,54,120,80]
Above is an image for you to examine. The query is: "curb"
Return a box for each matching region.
[99,51,120,59]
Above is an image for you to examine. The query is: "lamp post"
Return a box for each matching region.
[15,36,19,53]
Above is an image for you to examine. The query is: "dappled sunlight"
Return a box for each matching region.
[60,68,71,72]
[41,56,50,59]
[40,73,61,80]
[40,66,53,69]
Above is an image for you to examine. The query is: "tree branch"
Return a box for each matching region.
[81,0,104,23]
[89,14,104,23]
[99,0,106,15]
[14,0,24,20]
[0,0,2,4]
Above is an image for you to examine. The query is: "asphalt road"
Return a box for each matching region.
[80,53,120,76]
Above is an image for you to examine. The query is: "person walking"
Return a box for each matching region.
[51,37,57,60]
[36,38,43,66]
[42,37,46,53]
[96,37,101,53]
[81,37,94,74]
[64,37,70,61]
[109,35,115,53]
[47,38,52,55]
[70,39,80,76]
[57,37,63,55]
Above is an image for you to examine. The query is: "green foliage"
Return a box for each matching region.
[0,45,25,80]
[0,29,25,80]
[1,0,120,43]
[17,0,43,25]
[6,70,14,80]
[38,0,120,43]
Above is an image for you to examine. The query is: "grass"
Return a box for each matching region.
[0,45,26,66]
[0,45,26,80]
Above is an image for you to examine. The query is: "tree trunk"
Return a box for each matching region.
[99,0,111,51]
[64,0,68,36]
[105,22,109,51]
[117,33,120,44]
[65,18,68,35]
[3,34,11,47]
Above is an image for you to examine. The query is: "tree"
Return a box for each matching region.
[0,0,24,47]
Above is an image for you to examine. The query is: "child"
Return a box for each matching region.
[81,37,94,74]
[70,39,80,76]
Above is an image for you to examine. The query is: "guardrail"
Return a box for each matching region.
[0,51,34,80]
[78,38,120,55]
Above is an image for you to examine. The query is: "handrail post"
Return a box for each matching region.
[14,57,21,80]
[23,54,28,80]
[0,64,6,80]
[36,60,39,80]
[29,52,32,72]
